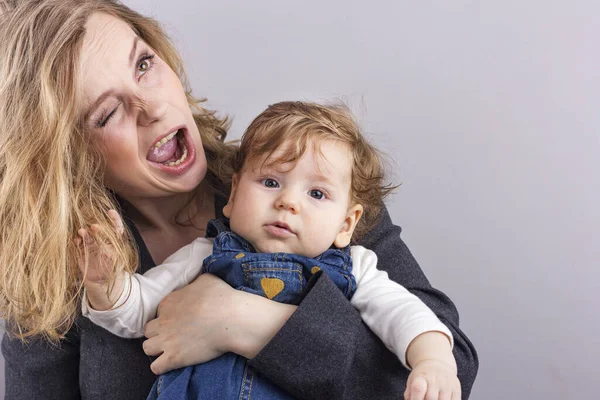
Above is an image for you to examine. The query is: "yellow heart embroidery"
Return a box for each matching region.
[260,277,285,300]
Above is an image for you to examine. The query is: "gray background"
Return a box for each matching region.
[2,1,599,399]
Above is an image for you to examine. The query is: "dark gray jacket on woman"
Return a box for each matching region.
[2,196,478,399]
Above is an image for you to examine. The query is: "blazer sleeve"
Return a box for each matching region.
[2,324,81,400]
[248,206,479,399]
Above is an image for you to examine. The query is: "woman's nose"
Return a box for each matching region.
[275,191,299,214]
[137,97,168,126]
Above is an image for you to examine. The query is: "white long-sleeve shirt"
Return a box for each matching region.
[82,238,452,368]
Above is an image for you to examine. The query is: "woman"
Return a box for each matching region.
[0,1,478,399]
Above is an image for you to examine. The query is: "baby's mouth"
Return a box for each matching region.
[265,222,296,237]
[272,222,292,232]
[146,129,188,166]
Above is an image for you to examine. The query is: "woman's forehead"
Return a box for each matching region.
[82,12,136,57]
[79,13,138,116]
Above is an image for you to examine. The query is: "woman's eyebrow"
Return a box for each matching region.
[84,90,113,120]
[128,37,140,67]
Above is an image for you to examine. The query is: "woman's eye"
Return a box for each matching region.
[137,54,155,76]
[96,104,120,128]
[262,178,279,188]
[139,60,150,72]
[309,189,324,200]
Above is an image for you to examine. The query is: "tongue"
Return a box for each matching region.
[147,137,177,163]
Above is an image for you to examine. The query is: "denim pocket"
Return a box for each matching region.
[240,261,305,303]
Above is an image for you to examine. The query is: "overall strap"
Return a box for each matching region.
[205,218,230,238]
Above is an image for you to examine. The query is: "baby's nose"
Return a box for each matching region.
[275,192,299,213]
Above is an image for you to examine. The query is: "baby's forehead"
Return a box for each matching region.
[245,138,353,181]
[255,137,337,161]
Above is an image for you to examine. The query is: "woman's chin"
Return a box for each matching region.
[163,162,208,194]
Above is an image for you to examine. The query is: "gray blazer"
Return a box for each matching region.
[2,195,478,399]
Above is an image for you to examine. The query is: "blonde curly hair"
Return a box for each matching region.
[0,0,236,340]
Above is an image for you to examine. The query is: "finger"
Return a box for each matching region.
[439,390,452,400]
[89,225,106,250]
[149,352,180,376]
[408,375,428,400]
[424,388,439,400]
[108,209,125,235]
[142,336,163,357]
[144,319,159,338]
[78,228,97,245]
[452,384,461,400]
[90,226,104,248]
[77,228,88,241]
[150,356,165,375]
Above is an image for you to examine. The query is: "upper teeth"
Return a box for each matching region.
[154,130,178,148]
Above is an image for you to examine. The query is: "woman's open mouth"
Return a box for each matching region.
[146,127,196,174]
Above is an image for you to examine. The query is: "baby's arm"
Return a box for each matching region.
[78,212,213,338]
[76,210,127,312]
[350,246,460,399]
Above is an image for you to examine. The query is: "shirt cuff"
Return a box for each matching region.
[396,320,454,369]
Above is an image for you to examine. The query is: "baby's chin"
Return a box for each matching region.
[254,242,326,258]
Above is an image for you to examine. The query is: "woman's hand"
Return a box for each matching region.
[142,273,296,375]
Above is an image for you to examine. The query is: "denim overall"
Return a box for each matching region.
[148,219,356,400]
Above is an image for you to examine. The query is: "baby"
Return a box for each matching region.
[80,101,460,400]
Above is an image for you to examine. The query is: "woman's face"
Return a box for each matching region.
[79,12,206,199]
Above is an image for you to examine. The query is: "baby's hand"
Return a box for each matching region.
[76,209,124,284]
[404,359,461,400]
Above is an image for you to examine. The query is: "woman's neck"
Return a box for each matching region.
[119,181,215,233]
[118,183,216,265]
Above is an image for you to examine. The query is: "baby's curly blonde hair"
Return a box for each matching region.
[232,101,397,242]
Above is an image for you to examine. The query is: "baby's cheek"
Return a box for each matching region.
[301,236,333,259]
[229,217,245,237]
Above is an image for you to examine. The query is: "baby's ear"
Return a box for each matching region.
[334,204,363,248]
[222,174,239,218]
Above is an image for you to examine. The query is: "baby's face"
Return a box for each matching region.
[223,139,362,258]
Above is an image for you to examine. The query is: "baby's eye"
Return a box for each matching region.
[308,189,324,200]
[262,178,279,188]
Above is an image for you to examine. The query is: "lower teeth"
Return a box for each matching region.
[166,147,188,166]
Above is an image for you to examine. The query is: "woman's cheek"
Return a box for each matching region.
[139,73,158,89]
